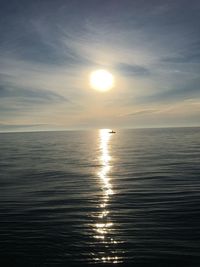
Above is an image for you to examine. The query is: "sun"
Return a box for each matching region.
[89,69,114,92]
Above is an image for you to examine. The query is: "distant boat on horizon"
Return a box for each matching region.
[109,130,116,134]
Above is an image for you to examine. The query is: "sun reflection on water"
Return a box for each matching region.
[93,129,123,264]
[98,129,113,197]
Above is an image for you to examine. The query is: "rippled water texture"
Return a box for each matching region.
[0,128,200,266]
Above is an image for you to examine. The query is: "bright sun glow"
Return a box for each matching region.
[90,69,114,92]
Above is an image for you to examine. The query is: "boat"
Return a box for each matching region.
[109,130,116,134]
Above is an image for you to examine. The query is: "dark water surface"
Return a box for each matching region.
[0,128,200,266]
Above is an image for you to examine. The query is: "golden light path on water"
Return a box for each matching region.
[93,129,123,264]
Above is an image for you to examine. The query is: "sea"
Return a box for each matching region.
[0,127,200,267]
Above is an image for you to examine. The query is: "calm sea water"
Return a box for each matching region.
[0,128,200,266]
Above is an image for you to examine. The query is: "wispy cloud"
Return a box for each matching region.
[115,63,150,76]
[0,123,47,131]
[0,84,67,103]
[120,109,158,117]
[0,0,200,130]
[135,79,200,104]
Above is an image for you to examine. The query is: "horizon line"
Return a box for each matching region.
[0,125,200,134]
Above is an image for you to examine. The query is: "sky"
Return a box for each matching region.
[0,0,200,132]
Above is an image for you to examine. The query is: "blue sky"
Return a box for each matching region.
[0,0,200,131]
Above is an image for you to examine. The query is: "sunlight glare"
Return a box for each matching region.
[90,69,114,92]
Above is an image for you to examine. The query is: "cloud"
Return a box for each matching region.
[142,80,200,104]
[162,54,200,64]
[0,0,200,129]
[0,122,63,132]
[115,63,150,76]
[161,40,200,64]
[0,123,46,130]
[120,109,158,117]
[0,84,67,103]
[0,82,70,120]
